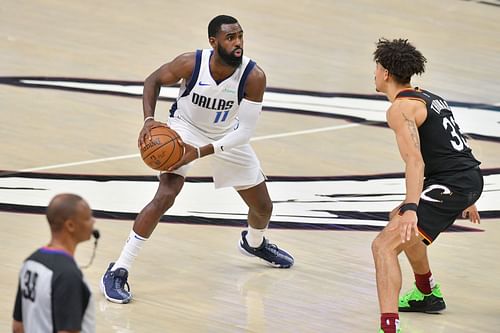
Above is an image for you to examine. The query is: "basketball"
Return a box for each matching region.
[140,126,185,171]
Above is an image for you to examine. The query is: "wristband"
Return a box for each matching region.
[196,147,201,159]
[398,203,418,215]
[143,116,155,124]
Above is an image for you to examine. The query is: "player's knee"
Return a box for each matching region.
[253,200,273,219]
[152,192,177,212]
[371,236,391,258]
[371,238,379,257]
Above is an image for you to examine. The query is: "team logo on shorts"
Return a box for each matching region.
[420,185,452,203]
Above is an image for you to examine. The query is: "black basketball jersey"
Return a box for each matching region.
[13,247,95,333]
[395,88,480,177]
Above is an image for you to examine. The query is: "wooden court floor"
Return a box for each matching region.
[1,1,500,332]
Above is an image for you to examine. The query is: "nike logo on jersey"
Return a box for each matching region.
[198,81,211,86]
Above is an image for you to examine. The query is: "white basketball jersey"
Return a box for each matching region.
[170,49,256,137]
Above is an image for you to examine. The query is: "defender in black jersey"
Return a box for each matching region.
[371,39,483,333]
[13,194,96,333]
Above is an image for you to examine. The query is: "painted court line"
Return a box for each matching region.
[20,123,362,172]
[20,154,140,172]
[251,123,361,141]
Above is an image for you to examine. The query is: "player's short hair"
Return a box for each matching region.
[373,38,427,84]
[208,15,238,38]
[46,193,84,232]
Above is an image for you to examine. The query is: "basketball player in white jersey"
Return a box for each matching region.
[101,15,294,304]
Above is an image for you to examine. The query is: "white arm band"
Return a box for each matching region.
[212,99,262,154]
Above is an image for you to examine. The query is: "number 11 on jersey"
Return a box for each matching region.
[214,110,229,123]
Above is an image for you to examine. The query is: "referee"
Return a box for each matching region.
[12,193,96,333]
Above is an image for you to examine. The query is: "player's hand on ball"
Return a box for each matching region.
[168,143,198,171]
[138,120,168,148]
[139,126,184,171]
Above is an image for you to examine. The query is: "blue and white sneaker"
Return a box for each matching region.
[100,262,132,304]
[238,230,294,268]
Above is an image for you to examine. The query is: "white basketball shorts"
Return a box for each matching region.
[163,117,265,189]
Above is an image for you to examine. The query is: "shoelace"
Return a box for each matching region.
[265,243,280,256]
[113,276,131,292]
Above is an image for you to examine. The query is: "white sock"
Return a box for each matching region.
[111,230,148,271]
[246,226,266,248]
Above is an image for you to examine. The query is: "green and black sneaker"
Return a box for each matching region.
[399,283,446,313]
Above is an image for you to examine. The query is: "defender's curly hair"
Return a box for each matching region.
[373,38,427,84]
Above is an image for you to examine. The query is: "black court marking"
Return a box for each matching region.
[1,77,498,232]
[1,76,499,142]
[0,203,488,233]
[1,170,499,232]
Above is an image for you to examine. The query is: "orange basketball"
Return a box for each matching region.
[140,126,185,171]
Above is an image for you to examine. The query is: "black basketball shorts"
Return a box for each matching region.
[417,167,483,245]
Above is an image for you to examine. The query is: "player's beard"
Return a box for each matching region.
[218,45,243,67]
